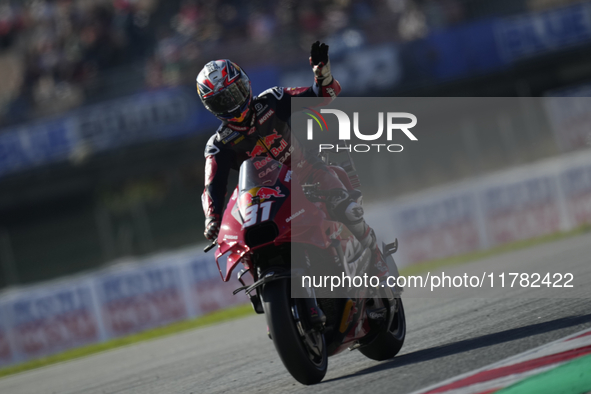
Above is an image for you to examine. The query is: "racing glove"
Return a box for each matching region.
[310,41,333,86]
[204,215,220,241]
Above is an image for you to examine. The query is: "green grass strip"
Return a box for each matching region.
[0,303,253,379]
[400,224,591,277]
[495,352,591,394]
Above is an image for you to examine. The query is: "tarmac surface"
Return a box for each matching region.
[1,233,590,394]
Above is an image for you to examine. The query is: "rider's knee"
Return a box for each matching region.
[328,189,364,225]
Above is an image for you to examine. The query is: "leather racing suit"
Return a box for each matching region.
[202,79,380,268]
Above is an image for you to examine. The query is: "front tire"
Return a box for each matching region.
[261,279,327,385]
[359,297,406,361]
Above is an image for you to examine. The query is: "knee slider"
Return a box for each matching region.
[328,189,364,225]
[343,201,365,225]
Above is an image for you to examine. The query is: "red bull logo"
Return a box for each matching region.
[240,186,285,206]
[257,186,284,199]
[270,139,288,156]
[247,144,267,158]
[263,130,281,147]
[248,131,284,158]
[254,156,272,170]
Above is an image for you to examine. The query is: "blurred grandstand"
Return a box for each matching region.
[1,0,591,288]
[4,0,583,125]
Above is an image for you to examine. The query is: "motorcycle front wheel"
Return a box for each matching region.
[261,279,327,385]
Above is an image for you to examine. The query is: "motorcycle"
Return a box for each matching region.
[204,156,406,385]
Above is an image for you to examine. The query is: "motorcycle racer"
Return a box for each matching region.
[197,41,385,275]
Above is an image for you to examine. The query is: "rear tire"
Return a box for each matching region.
[359,298,406,361]
[261,279,327,385]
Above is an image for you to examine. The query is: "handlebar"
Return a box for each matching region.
[204,241,217,253]
[301,183,343,202]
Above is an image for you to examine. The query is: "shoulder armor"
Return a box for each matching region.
[216,125,237,140]
[204,134,220,157]
[258,86,284,101]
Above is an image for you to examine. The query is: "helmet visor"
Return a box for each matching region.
[202,79,250,116]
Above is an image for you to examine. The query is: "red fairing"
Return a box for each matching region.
[215,188,249,281]
[215,164,334,281]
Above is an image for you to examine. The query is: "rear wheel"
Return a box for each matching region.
[359,297,406,361]
[261,279,327,385]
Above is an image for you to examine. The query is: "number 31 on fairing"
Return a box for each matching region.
[243,201,273,227]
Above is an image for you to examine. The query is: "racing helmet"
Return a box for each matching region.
[196,59,252,124]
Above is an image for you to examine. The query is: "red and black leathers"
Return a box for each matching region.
[202,80,342,227]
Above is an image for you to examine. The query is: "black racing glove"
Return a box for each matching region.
[204,215,220,241]
[310,41,333,86]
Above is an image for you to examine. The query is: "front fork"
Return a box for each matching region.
[236,266,326,331]
[237,268,264,313]
[299,286,327,330]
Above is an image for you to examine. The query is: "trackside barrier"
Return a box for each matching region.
[92,258,190,338]
[2,149,591,366]
[0,307,13,367]
[0,278,102,365]
[367,149,591,266]
[0,251,247,366]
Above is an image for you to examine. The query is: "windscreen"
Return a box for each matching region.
[238,158,282,192]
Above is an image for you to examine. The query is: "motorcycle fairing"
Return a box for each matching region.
[216,162,292,281]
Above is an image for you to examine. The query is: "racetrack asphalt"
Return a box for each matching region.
[1,233,590,394]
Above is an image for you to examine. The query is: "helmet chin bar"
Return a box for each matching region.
[219,97,253,125]
[226,108,252,125]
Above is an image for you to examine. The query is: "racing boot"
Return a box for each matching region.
[345,219,389,278]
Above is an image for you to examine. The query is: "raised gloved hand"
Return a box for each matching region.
[204,215,220,241]
[310,41,333,86]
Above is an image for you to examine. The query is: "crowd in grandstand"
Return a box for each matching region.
[0,0,157,124]
[0,0,580,126]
